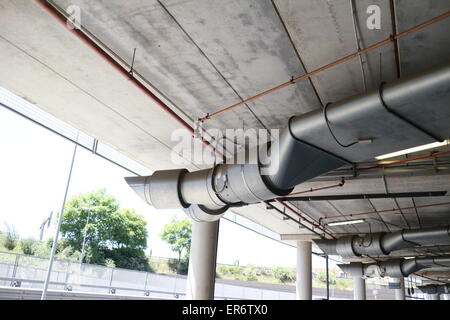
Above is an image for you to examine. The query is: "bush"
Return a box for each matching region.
[19,238,38,255]
[243,265,258,282]
[105,247,152,272]
[168,257,189,275]
[104,258,116,268]
[55,246,81,262]
[3,224,19,251]
[273,267,296,283]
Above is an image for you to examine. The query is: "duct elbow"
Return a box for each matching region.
[125,163,289,222]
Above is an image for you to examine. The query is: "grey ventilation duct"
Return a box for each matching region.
[126,62,450,221]
[417,284,450,295]
[338,256,450,278]
[314,225,450,258]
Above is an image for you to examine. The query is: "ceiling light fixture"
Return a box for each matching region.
[375,139,450,160]
[327,219,365,226]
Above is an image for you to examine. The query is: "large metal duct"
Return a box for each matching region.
[314,225,450,258]
[126,62,450,221]
[417,284,450,295]
[338,256,450,278]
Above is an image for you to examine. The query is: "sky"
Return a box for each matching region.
[0,90,334,269]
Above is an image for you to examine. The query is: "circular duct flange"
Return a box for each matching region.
[183,204,228,222]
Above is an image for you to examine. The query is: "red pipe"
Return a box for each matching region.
[321,201,450,222]
[358,150,450,172]
[275,199,336,239]
[33,0,222,158]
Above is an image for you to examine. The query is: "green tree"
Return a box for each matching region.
[2,223,19,251]
[160,218,192,274]
[160,218,192,261]
[59,189,150,271]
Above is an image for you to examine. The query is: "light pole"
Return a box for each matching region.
[39,211,53,241]
[41,143,77,300]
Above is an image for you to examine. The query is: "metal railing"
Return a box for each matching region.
[0,251,415,300]
[0,251,300,300]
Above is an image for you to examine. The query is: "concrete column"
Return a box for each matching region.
[296,241,312,300]
[186,220,219,300]
[392,278,406,300]
[353,276,366,300]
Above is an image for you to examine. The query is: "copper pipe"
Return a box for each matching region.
[275,198,336,239]
[33,0,223,159]
[199,11,450,122]
[358,150,450,172]
[321,201,450,222]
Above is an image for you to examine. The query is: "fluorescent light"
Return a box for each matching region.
[327,219,365,226]
[375,140,450,160]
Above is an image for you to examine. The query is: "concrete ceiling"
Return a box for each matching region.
[1,0,450,272]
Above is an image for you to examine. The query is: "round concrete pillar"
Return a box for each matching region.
[353,276,366,300]
[392,278,406,300]
[296,241,312,300]
[186,220,219,300]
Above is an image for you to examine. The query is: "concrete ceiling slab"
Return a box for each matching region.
[0,0,203,172]
[273,0,397,105]
[1,0,449,243]
[158,0,323,128]
[396,0,450,75]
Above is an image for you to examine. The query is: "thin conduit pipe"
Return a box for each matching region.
[33,0,223,159]
[199,11,450,122]
[274,199,336,239]
[284,178,345,197]
[358,150,450,172]
[320,201,450,222]
[263,201,324,238]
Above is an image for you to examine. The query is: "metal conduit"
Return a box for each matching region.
[126,62,450,223]
[339,256,450,278]
[315,225,450,258]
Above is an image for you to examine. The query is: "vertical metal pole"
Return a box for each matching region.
[325,255,330,300]
[11,254,19,279]
[10,254,19,287]
[109,267,115,292]
[41,144,77,300]
[64,261,71,289]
